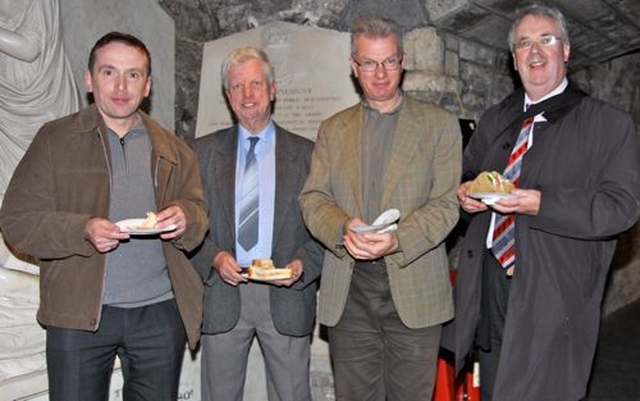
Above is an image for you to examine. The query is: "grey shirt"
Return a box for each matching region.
[103,117,173,307]
[361,98,402,223]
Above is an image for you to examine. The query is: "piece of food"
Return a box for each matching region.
[136,212,158,229]
[469,171,515,194]
[246,258,293,280]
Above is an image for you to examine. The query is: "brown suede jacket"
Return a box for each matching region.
[0,104,208,349]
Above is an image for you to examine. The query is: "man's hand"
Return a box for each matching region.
[272,258,304,287]
[458,181,489,214]
[491,188,541,216]
[458,181,541,216]
[213,251,248,286]
[343,217,399,260]
[84,217,129,253]
[157,205,187,240]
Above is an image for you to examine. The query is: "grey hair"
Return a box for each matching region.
[220,46,275,90]
[350,16,403,57]
[508,4,570,50]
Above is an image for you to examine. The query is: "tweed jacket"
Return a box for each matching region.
[0,104,209,349]
[190,124,324,336]
[299,96,461,328]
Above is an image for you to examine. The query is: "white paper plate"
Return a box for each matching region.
[372,208,401,226]
[350,208,401,234]
[116,218,177,235]
[469,192,518,205]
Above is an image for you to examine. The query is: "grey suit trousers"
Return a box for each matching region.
[201,282,311,401]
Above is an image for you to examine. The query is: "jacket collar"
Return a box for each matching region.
[142,111,179,166]
[76,104,179,166]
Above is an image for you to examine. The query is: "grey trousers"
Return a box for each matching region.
[328,260,441,401]
[201,282,311,401]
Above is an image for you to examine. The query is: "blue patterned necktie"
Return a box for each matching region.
[491,116,533,274]
[238,137,259,251]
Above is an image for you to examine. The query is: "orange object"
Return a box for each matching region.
[433,350,455,400]
[432,352,481,401]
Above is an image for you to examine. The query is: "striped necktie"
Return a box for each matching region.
[238,137,259,251]
[491,116,533,273]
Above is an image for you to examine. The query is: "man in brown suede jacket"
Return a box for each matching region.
[0,32,208,401]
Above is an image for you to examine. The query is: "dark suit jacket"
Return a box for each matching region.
[446,86,640,401]
[190,124,323,337]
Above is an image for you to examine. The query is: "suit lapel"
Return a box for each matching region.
[215,127,240,240]
[484,97,524,173]
[342,106,365,217]
[381,98,421,209]
[272,126,292,251]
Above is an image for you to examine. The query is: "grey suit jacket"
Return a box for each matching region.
[299,96,461,329]
[191,124,324,336]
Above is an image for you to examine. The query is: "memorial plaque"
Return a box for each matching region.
[196,22,360,140]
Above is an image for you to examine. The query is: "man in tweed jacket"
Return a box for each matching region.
[299,16,461,400]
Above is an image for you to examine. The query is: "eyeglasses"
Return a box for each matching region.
[229,80,265,93]
[513,35,563,51]
[352,55,403,72]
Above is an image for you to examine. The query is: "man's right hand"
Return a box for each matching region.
[457,181,489,214]
[343,217,399,261]
[84,217,129,253]
[213,251,248,286]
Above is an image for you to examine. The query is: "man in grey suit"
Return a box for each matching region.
[191,47,323,401]
[299,16,462,400]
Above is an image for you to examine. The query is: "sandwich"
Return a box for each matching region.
[469,171,515,194]
[246,259,293,280]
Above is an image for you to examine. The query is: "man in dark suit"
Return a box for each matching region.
[448,4,640,401]
[191,46,323,401]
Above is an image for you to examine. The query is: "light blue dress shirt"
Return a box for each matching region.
[235,122,276,267]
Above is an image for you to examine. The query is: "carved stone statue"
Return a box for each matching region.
[0,0,80,384]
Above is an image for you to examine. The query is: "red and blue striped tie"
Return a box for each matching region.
[491,117,534,272]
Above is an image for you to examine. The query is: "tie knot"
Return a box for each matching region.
[248,137,259,151]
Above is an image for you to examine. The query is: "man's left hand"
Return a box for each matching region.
[343,218,399,260]
[157,205,187,240]
[492,188,541,216]
[273,259,304,287]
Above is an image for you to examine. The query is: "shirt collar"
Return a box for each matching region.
[362,93,404,115]
[524,78,569,110]
[108,113,146,139]
[238,120,275,155]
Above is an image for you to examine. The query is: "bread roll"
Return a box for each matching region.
[247,259,293,280]
[469,171,515,194]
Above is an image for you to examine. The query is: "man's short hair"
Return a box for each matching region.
[508,4,570,51]
[88,32,152,76]
[220,46,275,91]
[349,16,404,58]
